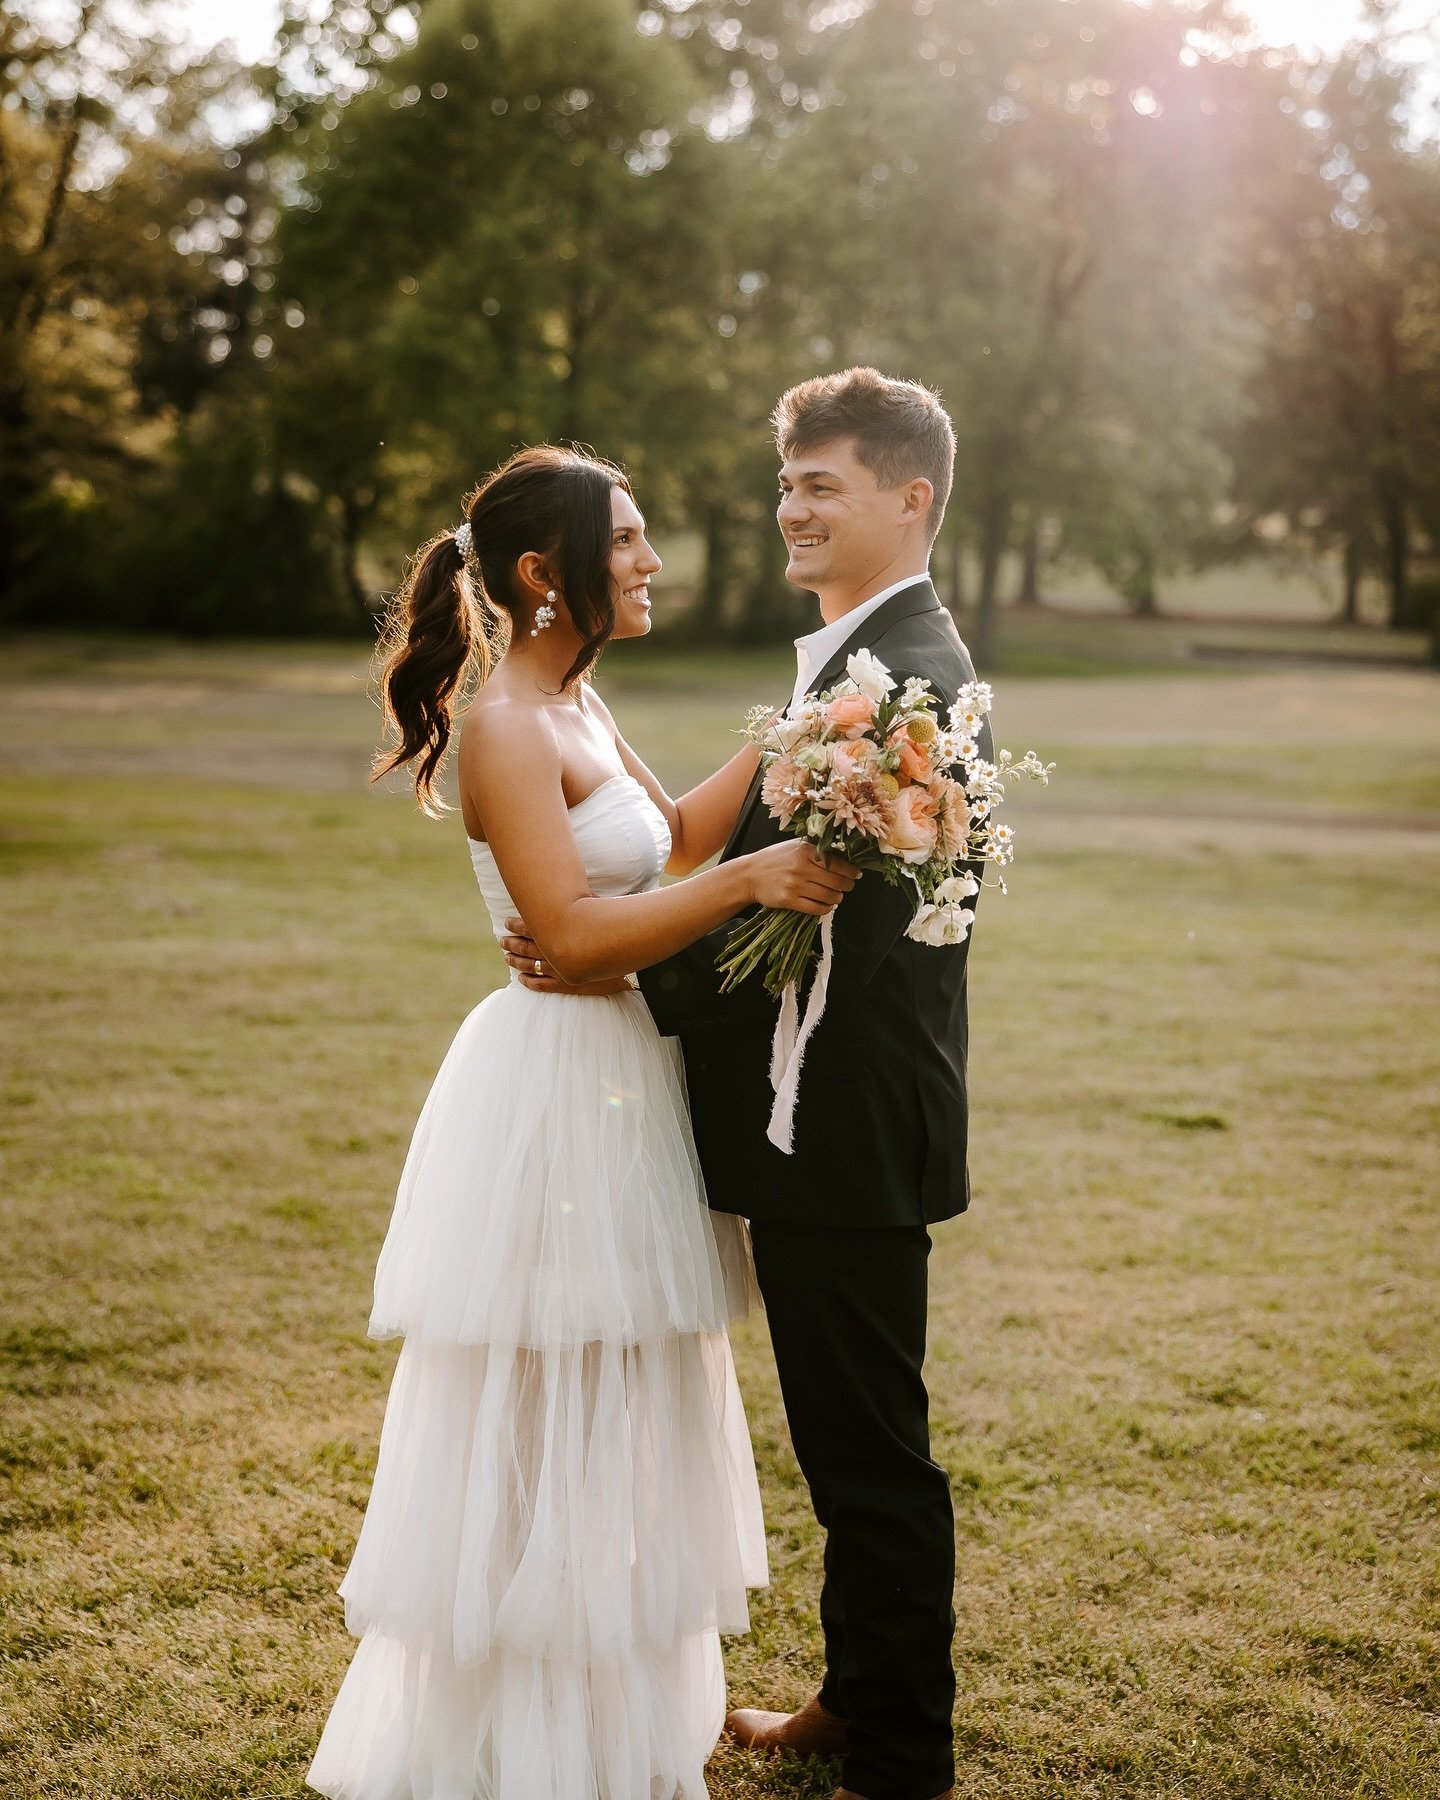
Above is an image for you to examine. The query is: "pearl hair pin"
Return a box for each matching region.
[532,590,558,637]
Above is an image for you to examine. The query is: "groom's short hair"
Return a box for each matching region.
[773,367,955,540]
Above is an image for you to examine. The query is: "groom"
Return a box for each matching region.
[639,368,991,1800]
[502,367,989,1800]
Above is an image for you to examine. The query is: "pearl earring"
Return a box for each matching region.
[531,589,558,637]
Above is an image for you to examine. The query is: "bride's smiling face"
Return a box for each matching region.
[597,486,658,640]
[608,487,661,639]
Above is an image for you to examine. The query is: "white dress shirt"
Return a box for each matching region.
[789,573,932,708]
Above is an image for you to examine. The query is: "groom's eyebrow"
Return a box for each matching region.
[783,467,841,486]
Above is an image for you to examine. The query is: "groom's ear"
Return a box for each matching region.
[897,476,935,530]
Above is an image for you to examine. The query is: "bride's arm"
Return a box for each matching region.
[460,704,852,986]
[584,687,759,875]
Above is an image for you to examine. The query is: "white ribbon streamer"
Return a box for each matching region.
[766,910,835,1154]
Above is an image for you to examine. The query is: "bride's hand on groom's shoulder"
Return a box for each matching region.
[745,840,859,915]
[499,918,635,995]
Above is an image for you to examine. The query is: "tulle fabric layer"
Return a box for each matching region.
[309,983,768,1800]
[307,1627,727,1800]
[309,1334,764,1800]
[369,985,756,1351]
[338,1335,765,1661]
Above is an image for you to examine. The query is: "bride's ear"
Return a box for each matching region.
[515,551,558,603]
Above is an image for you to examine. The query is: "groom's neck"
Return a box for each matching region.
[816,557,930,625]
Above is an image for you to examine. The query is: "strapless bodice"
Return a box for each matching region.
[468,773,672,945]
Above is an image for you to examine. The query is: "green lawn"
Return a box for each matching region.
[1,636,1437,1799]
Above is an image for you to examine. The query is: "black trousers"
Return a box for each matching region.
[749,1221,956,1800]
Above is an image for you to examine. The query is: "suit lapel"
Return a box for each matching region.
[719,763,766,864]
[718,577,946,866]
[807,576,944,699]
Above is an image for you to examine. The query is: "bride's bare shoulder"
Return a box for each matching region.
[459,687,561,789]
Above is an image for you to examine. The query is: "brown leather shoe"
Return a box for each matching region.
[833,1790,954,1800]
[724,1695,849,1758]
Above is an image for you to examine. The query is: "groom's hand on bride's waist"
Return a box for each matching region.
[500,918,634,996]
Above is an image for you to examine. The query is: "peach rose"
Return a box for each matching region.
[891,732,934,785]
[823,691,877,739]
[879,783,939,864]
[831,737,881,781]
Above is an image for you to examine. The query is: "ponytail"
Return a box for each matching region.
[373,531,487,816]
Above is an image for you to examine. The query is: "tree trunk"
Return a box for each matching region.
[972,494,1012,670]
[0,367,35,620]
[1378,486,1408,629]
[1015,522,1041,606]
[338,492,374,627]
[556,265,594,443]
[945,531,966,612]
[737,511,796,645]
[1341,537,1363,625]
[1371,288,1410,630]
[0,68,90,620]
[693,500,731,642]
[557,329,586,443]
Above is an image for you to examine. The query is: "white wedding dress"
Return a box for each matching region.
[308,774,767,1800]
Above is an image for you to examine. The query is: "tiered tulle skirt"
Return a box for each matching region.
[308,985,767,1800]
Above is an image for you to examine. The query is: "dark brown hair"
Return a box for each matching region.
[374,445,631,813]
[773,366,956,540]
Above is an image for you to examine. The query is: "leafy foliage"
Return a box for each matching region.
[2,0,1438,644]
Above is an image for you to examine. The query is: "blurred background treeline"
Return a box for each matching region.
[4,0,1440,664]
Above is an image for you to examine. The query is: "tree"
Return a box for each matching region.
[0,0,263,621]
[1231,45,1440,627]
[734,0,1259,658]
[5,0,1438,643]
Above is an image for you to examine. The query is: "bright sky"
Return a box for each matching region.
[171,0,1436,66]
[1240,0,1436,52]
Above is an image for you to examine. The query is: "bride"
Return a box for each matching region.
[307,444,856,1800]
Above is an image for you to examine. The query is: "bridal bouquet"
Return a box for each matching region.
[718,649,1053,998]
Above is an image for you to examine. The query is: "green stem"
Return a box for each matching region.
[718,907,823,997]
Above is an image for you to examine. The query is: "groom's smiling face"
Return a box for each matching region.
[777,436,920,597]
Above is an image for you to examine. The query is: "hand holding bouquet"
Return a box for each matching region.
[719,649,1053,998]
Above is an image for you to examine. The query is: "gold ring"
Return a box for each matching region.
[533,959,543,976]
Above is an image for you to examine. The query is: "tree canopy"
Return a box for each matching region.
[3,0,1438,650]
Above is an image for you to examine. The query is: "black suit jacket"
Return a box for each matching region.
[638,579,993,1228]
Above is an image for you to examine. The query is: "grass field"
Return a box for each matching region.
[1,632,1438,1799]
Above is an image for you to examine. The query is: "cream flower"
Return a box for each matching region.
[846,648,895,703]
[906,901,974,947]
[936,872,980,904]
[771,710,813,752]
